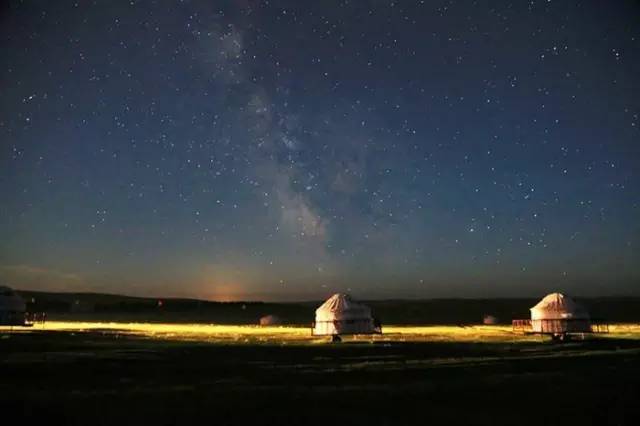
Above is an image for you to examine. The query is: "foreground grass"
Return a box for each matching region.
[1,325,640,426]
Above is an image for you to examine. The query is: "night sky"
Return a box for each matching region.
[1,1,639,301]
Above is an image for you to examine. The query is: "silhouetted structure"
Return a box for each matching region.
[312,293,381,337]
[513,293,608,341]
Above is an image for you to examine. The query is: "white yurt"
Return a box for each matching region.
[259,314,282,326]
[0,286,26,326]
[530,292,591,334]
[483,314,499,325]
[312,293,381,336]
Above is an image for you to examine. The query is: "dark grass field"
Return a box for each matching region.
[2,330,639,426]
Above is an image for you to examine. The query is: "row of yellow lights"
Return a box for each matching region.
[2,322,639,343]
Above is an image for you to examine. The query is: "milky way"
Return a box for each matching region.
[1,1,638,300]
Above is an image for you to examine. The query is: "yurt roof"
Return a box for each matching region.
[260,314,280,320]
[315,293,372,320]
[530,292,588,318]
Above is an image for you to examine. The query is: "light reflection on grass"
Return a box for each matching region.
[2,322,640,344]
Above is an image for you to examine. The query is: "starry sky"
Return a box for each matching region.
[1,1,639,301]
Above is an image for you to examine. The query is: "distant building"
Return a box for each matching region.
[0,286,26,326]
[483,314,498,325]
[312,293,381,338]
[259,314,282,326]
[512,292,608,340]
[530,292,591,334]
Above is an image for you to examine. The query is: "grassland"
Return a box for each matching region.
[5,321,640,343]
[1,322,640,425]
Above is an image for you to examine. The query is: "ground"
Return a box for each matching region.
[1,323,639,425]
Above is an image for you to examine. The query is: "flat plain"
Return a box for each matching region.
[1,322,639,426]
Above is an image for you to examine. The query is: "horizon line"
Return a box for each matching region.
[13,288,640,303]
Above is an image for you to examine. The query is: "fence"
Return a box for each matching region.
[512,318,609,334]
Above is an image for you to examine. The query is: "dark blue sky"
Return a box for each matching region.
[1,1,638,300]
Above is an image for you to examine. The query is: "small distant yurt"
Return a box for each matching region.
[0,286,26,326]
[483,315,498,325]
[259,314,282,326]
[312,293,381,336]
[530,293,591,334]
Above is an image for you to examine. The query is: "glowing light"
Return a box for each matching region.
[1,322,638,344]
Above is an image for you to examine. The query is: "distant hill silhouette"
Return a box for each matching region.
[16,290,640,325]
